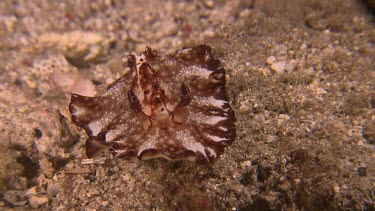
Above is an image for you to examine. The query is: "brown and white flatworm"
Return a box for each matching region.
[69,45,236,164]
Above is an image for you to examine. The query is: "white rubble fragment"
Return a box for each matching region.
[81,157,106,165]
[3,191,27,206]
[267,135,277,143]
[285,59,297,73]
[28,196,49,208]
[123,174,131,181]
[333,184,340,194]
[32,54,96,96]
[271,61,287,74]
[47,181,62,197]
[38,31,113,62]
[266,55,276,64]
[52,73,97,97]
[0,15,17,32]
[203,0,214,8]
[51,73,80,92]
[241,160,252,168]
[261,68,270,76]
[23,187,37,198]
[239,100,251,112]
[84,45,102,61]
[81,158,96,165]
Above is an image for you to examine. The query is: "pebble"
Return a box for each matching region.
[28,196,49,208]
[203,29,215,38]
[241,160,252,168]
[294,178,301,184]
[52,73,97,97]
[3,191,27,206]
[305,13,328,30]
[285,59,297,73]
[123,174,131,181]
[38,31,112,62]
[266,55,276,64]
[23,186,37,198]
[203,0,214,8]
[333,184,340,194]
[40,157,54,178]
[266,135,277,143]
[261,68,270,76]
[47,182,62,197]
[271,61,287,74]
[239,100,250,112]
[0,15,17,32]
[357,167,367,177]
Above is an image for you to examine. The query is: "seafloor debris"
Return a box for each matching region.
[38,31,115,64]
[69,45,236,164]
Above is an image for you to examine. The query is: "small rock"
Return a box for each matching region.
[203,0,214,8]
[285,59,297,73]
[52,73,79,87]
[294,178,301,184]
[239,100,250,112]
[266,135,277,143]
[81,158,96,165]
[277,114,290,124]
[305,13,328,30]
[123,174,131,181]
[40,157,54,178]
[52,73,96,97]
[13,200,28,206]
[38,31,113,64]
[0,15,17,32]
[357,139,364,145]
[3,191,27,206]
[357,167,367,177]
[203,29,215,38]
[29,196,49,208]
[271,61,287,74]
[23,186,37,198]
[261,68,270,76]
[363,121,375,144]
[64,167,92,174]
[241,160,251,168]
[14,177,28,190]
[47,182,62,197]
[266,55,276,64]
[333,184,340,194]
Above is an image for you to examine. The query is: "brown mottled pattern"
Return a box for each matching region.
[69,45,236,164]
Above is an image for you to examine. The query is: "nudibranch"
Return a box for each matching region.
[69,45,236,164]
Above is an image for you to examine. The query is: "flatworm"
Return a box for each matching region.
[69,45,236,164]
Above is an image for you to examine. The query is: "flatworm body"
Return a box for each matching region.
[69,45,236,164]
